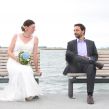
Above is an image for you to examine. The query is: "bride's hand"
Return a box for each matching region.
[15,56,19,62]
[36,69,42,76]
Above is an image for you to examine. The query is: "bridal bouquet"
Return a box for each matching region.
[18,51,31,65]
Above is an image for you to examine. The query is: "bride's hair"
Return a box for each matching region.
[21,19,35,31]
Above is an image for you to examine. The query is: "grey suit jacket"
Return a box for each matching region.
[67,39,98,61]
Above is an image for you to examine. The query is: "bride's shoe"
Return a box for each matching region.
[33,96,39,99]
[25,96,33,101]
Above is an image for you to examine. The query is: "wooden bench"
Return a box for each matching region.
[0,47,40,83]
[67,49,109,98]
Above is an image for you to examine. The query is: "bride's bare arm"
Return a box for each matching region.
[8,34,18,61]
[33,37,41,75]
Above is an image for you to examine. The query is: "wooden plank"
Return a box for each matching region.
[98,56,109,58]
[96,67,109,70]
[97,61,109,64]
[98,58,109,61]
[67,72,109,77]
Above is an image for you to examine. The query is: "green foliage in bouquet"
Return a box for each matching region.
[18,51,31,65]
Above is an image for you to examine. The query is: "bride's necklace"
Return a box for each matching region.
[23,34,32,38]
[24,36,30,38]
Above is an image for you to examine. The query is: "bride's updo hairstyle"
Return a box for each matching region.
[21,19,35,31]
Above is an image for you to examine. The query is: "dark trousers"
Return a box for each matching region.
[70,62,96,93]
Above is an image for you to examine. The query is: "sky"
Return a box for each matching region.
[0,0,109,48]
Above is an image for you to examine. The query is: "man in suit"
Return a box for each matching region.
[63,23,102,104]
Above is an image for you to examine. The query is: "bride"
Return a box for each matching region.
[0,19,42,101]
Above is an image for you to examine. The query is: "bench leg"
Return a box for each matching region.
[68,79,74,98]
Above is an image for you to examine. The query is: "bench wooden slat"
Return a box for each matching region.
[98,61,109,64]
[96,67,109,70]
[98,58,109,61]
[98,50,109,54]
[68,72,109,77]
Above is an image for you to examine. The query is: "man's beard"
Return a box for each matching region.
[75,34,81,39]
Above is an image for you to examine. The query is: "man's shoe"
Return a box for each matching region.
[95,62,104,69]
[89,60,104,69]
[87,95,94,104]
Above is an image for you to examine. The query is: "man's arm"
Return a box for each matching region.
[89,41,98,62]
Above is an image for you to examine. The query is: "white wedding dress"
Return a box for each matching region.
[0,35,42,101]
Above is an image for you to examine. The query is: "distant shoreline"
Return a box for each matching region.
[40,48,66,50]
[1,46,109,50]
[39,47,109,50]
[39,47,66,50]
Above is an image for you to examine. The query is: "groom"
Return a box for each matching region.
[63,23,103,104]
